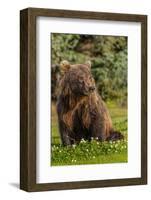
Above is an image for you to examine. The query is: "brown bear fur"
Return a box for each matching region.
[57,60,123,145]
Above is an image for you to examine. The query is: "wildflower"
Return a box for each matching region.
[80,138,86,143]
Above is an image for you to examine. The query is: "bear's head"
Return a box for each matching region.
[60,60,96,97]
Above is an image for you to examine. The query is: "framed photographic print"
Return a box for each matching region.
[20,8,147,191]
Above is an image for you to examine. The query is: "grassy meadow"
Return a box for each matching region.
[51,101,128,166]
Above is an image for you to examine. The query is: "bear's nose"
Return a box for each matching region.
[89,86,95,91]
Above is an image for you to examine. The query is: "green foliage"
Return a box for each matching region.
[51,138,127,166]
[51,33,127,104]
[52,33,86,64]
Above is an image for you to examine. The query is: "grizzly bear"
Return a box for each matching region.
[57,60,123,145]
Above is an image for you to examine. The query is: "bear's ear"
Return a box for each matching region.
[60,60,71,74]
[85,60,91,68]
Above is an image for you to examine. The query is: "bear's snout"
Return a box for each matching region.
[89,86,95,92]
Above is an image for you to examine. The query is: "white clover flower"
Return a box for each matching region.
[80,138,86,143]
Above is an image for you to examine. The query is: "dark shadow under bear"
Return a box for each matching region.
[57,60,124,145]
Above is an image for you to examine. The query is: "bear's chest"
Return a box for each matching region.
[73,103,98,128]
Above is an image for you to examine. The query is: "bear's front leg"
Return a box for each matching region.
[58,119,75,146]
[89,118,106,141]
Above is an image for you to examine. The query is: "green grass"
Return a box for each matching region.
[51,101,127,166]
